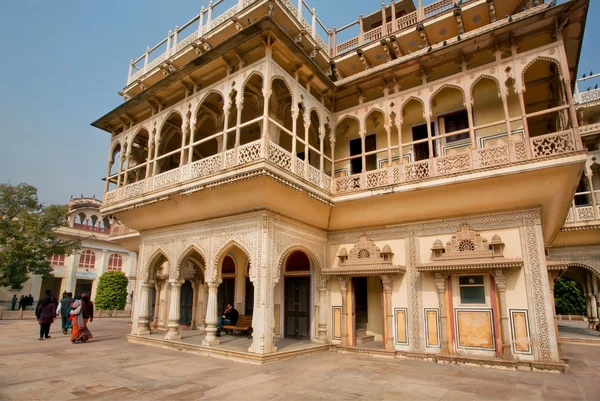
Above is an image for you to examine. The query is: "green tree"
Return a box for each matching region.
[0,183,80,288]
[554,277,587,315]
[95,270,129,310]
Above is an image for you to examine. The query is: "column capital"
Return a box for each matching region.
[142,281,155,289]
[169,279,184,287]
[434,272,449,292]
[207,281,220,290]
[337,276,348,293]
[491,269,507,290]
[380,275,394,293]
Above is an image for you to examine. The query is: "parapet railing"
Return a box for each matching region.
[574,88,600,105]
[126,0,329,86]
[103,129,581,207]
[332,0,477,57]
[110,224,139,237]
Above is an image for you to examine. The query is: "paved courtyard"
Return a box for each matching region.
[0,319,599,401]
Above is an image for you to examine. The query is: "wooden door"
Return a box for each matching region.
[217,278,235,314]
[179,281,193,325]
[284,277,311,339]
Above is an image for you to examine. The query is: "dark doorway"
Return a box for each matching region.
[412,123,435,161]
[75,280,93,299]
[352,277,368,332]
[150,287,157,321]
[245,277,254,316]
[180,281,193,325]
[284,277,311,339]
[218,278,235,314]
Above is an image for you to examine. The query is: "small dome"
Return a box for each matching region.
[382,244,392,254]
[338,247,348,257]
[491,234,503,244]
[432,239,444,250]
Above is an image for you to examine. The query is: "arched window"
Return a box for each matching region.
[285,251,310,272]
[79,250,96,269]
[47,254,65,266]
[107,254,123,271]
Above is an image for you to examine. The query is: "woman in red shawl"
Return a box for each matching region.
[70,294,93,343]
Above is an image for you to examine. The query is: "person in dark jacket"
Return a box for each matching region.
[11,295,17,310]
[216,304,239,337]
[36,296,56,340]
[58,292,74,334]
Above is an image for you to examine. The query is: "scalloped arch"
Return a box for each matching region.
[270,76,294,105]
[335,114,361,132]
[193,89,224,121]
[176,245,208,272]
[211,240,252,281]
[563,261,600,281]
[157,110,184,137]
[470,74,502,101]
[400,96,426,116]
[276,245,322,284]
[364,107,387,128]
[144,248,169,281]
[521,56,563,92]
[241,70,265,100]
[429,84,466,113]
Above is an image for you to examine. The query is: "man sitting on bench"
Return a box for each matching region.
[216,303,239,337]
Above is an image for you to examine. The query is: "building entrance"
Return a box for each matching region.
[179,281,193,325]
[351,277,383,346]
[75,279,93,298]
[284,276,310,339]
[217,278,235,314]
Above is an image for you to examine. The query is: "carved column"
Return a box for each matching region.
[548,271,562,357]
[586,272,598,328]
[492,270,513,360]
[434,273,449,353]
[152,281,161,328]
[191,279,199,330]
[248,213,277,354]
[304,115,311,177]
[291,107,299,174]
[338,276,349,346]
[593,274,600,325]
[221,102,231,169]
[360,130,366,174]
[165,279,183,340]
[317,277,329,343]
[137,281,154,335]
[202,281,220,346]
[381,275,395,351]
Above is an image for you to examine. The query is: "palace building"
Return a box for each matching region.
[0,197,137,305]
[94,0,596,368]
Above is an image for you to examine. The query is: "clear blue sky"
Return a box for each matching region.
[0,0,595,204]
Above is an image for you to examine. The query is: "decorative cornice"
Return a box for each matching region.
[416,259,523,273]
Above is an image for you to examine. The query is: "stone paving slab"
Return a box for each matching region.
[0,319,599,400]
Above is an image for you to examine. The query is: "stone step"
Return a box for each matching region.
[355,329,374,345]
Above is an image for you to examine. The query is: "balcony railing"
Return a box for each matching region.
[575,88,600,104]
[127,0,329,86]
[103,129,582,207]
[71,223,110,233]
[565,205,599,223]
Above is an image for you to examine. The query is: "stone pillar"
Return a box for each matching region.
[165,280,183,340]
[548,271,562,357]
[248,213,277,354]
[191,280,199,330]
[202,281,220,346]
[586,272,598,328]
[434,273,449,353]
[137,281,154,335]
[338,276,349,346]
[152,282,161,328]
[317,277,329,343]
[381,275,394,351]
[593,274,600,325]
[493,270,513,360]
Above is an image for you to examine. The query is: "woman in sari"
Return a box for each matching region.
[70,295,93,343]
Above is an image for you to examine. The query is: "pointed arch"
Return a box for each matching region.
[276,245,322,284]
[270,75,294,104]
[241,70,265,100]
[144,248,169,281]
[364,107,387,128]
[334,114,361,132]
[429,84,466,113]
[157,110,184,137]
[400,96,426,120]
[176,245,208,272]
[210,240,252,282]
[470,75,502,100]
[193,89,225,120]
[521,56,563,91]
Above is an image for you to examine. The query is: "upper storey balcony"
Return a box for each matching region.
[96,0,589,240]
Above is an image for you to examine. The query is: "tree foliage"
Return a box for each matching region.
[0,183,80,288]
[554,277,587,315]
[95,270,129,310]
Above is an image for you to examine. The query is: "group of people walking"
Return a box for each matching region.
[35,290,94,343]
